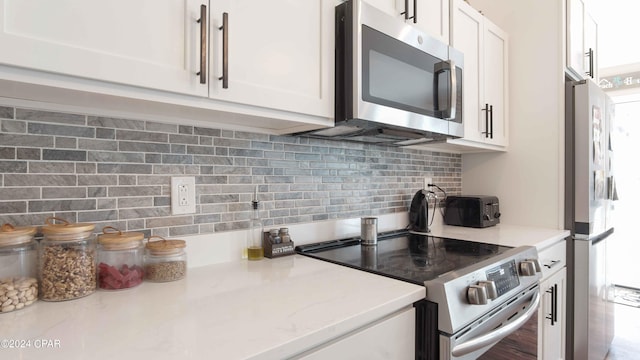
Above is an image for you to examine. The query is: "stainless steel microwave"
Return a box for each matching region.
[304,0,464,145]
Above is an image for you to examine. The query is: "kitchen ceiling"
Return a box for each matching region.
[591,0,640,68]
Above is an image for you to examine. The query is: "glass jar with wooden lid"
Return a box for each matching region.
[144,236,187,282]
[97,226,144,290]
[39,217,96,301]
[0,223,38,313]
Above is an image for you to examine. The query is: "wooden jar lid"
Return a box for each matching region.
[0,223,36,247]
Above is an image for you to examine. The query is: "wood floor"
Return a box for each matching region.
[605,303,640,359]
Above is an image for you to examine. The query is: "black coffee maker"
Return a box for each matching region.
[409,189,433,234]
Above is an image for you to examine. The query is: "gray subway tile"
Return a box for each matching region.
[88,151,144,163]
[97,198,117,209]
[77,210,118,222]
[145,121,177,133]
[88,116,145,130]
[108,186,162,197]
[98,163,152,174]
[118,141,171,153]
[168,225,199,237]
[161,154,192,164]
[29,162,75,174]
[179,125,193,135]
[28,199,96,212]
[42,187,86,199]
[118,207,170,219]
[0,188,39,200]
[88,187,108,198]
[78,138,118,151]
[43,149,86,162]
[1,120,25,133]
[169,134,199,145]
[29,123,94,138]
[145,216,192,228]
[200,194,239,204]
[78,175,117,186]
[116,129,168,142]
[5,174,76,187]
[0,201,28,214]
[0,213,51,227]
[193,127,221,137]
[152,165,184,175]
[118,197,153,208]
[0,106,14,119]
[96,128,116,139]
[0,133,53,148]
[145,154,162,164]
[0,161,26,173]
[229,148,263,158]
[17,109,85,125]
[55,137,77,149]
[171,144,186,154]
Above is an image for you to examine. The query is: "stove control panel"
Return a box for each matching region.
[426,245,542,334]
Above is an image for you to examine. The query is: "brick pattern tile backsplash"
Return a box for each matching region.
[0,105,461,237]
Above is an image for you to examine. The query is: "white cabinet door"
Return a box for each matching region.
[0,0,208,96]
[567,0,586,79]
[540,267,566,360]
[208,0,333,118]
[367,0,449,43]
[483,21,508,147]
[450,0,482,144]
[449,0,508,149]
[296,307,415,359]
[584,11,598,81]
[366,0,402,16]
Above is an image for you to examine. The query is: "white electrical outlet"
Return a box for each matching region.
[171,177,196,215]
[424,177,433,190]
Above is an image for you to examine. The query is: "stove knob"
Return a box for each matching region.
[520,260,540,276]
[479,280,498,300]
[467,285,488,305]
[525,258,542,272]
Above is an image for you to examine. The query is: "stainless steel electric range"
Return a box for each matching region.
[296,230,542,360]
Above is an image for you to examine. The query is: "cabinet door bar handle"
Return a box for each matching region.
[219,12,229,89]
[544,260,561,269]
[413,0,417,23]
[196,4,207,84]
[489,104,494,139]
[545,284,558,326]
[401,0,416,22]
[401,0,409,20]
[586,48,594,78]
[553,283,558,323]
[482,104,489,138]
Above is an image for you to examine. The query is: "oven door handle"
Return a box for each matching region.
[451,290,540,357]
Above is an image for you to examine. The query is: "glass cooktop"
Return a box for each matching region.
[295,231,513,285]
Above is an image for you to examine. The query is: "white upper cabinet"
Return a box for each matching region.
[448,0,508,150]
[0,0,335,133]
[365,0,450,44]
[584,11,598,81]
[208,0,333,118]
[567,0,598,81]
[0,0,208,97]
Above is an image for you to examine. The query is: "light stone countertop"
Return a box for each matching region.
[0,255,425,360]
[0,215,569,360]
[429,223,570,250]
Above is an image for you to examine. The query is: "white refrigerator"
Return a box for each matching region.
[565,79,616,360]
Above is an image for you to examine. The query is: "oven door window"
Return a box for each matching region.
[361,25,456,120]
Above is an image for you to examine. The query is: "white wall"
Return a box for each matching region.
[464,0,566,229]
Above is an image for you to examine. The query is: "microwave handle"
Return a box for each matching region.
[434,60,457,120]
